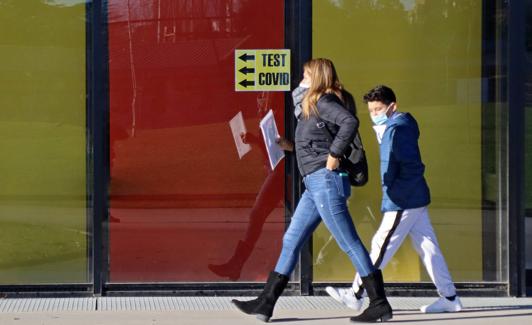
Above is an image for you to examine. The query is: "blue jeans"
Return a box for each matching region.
[274,168,375,277]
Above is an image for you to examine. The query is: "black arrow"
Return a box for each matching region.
[239,79,255,88]
[239,66,255,75]
[238,53,255,62]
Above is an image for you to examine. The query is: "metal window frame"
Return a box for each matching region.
[481,0,501,283]
[507,0,527,297]
[97,0,307,296]
[0,0,102,297]
[285,0,313,296]
[89,0,111,296]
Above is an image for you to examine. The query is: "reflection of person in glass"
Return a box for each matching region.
[326,85,463,314]
[208,92,292,281]
[231,59,393,323]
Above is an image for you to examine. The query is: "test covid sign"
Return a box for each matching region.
[235,49,291,91]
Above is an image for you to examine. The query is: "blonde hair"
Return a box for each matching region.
[302,58,344,118]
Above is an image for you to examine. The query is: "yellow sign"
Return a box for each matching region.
[235,49,291,91]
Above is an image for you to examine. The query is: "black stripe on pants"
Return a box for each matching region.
[355,210,404,299]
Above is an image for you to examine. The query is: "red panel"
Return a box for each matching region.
[108,0,285,282]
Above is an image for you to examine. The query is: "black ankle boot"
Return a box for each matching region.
[232,271,289,322]
[350,269,393,323]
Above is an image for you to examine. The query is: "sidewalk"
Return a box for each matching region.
[1,296,532,324]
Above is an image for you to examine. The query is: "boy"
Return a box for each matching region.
[326,85,462,314]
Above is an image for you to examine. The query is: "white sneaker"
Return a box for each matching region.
[325,286,364,311]
[420,296,463,313]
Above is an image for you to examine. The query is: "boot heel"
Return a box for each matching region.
[256,314,271,322]
[379,312,393,322]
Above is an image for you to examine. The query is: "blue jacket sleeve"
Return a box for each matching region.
[390,125,424,181]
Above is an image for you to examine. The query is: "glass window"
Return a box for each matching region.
[0,1,89,284]
[107,0,286,282]
[311,0,507,283]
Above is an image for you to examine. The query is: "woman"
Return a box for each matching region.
[231,58,393,323]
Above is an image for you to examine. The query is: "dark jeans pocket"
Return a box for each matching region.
[338,172,352,198]
[327,170,351,198]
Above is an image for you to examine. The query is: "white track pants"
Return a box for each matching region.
[352,206,456,298]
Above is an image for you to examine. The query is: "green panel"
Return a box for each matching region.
[312,0,483,282]
[0,1,88,283]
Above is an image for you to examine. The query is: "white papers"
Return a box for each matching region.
[229,111,251,159]
[259,109,285,170]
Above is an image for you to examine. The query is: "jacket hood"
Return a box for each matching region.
[386,112,419,135]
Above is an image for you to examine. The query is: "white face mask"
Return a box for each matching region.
[370,103,393,125]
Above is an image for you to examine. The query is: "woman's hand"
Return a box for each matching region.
[275,137,294,152]
[326,154,340,170]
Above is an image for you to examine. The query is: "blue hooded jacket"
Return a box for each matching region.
[379,112,430,212]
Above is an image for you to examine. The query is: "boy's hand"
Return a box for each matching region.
[326,154,340,170]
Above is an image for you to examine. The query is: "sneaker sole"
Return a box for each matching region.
[325,286,343,303]
[420,307,462,313]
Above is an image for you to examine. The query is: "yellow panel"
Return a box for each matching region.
[312,0,482,282]
[0,1,87,283]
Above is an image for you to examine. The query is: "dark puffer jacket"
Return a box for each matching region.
[294,93,358,176]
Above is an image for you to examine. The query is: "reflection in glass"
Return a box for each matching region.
[0,1,89,284]
[108,0,286,282]
[312,0,507,283]
[208,92,288,281]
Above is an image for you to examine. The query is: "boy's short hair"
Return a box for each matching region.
[363,85,396,105]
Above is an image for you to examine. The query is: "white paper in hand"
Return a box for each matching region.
[259,109,285,170]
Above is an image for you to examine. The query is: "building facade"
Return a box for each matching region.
[0,0,530,297]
